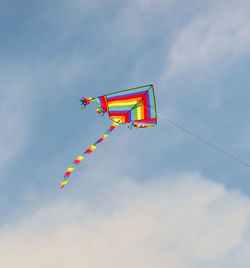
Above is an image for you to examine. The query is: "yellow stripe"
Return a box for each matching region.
[89,145,96,150]
[108,102,139,109]
[61,181,67,187]
[133,105,145,120]
[108,98,141,108]
[110,116,126,123]
[76,155,84,161]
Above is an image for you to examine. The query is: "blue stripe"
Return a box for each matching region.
[130,108,135,121]
[108,107,131,112]
[148,89,156,118]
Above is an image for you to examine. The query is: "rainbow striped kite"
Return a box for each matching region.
[61,84,157,188]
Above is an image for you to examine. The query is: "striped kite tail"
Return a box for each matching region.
[61,122,119,188]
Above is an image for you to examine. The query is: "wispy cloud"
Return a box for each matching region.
[0,67,33,167]
[1,173,250,267]
[0,54,86,169]
[162,0,250,80]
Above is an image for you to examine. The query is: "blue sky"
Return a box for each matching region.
[1,0,250,267]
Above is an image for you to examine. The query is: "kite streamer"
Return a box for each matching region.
[61,122,119,188]
[61,84,157,188]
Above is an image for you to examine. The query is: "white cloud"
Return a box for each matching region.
[1,173,250,267]
[163,0,250,80]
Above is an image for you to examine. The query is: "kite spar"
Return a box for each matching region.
[61,85,157,188]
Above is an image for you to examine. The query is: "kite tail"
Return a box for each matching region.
[61,122,119,188]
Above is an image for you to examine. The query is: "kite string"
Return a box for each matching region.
[144,105,250,169]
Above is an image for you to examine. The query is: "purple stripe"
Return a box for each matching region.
[106,90,147,101]
[109,110,129,115]
[145,92,151,118]
[128,111,131,122]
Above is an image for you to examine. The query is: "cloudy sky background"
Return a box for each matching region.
[1,0,250,267]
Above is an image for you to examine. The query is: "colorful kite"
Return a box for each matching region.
[61,84,157,188]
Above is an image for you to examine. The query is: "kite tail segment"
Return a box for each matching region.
[95,106,106,116]
[61,122,119,188]
[127,121,155,130]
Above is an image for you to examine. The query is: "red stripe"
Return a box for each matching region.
[99,96,108,112]
[97,137,105,143]
[109,111,128,116]
[109,113,129,119]
[134,118,157,124]
[142,96,147,119]
[85,149,93,154]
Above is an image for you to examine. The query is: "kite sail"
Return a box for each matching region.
[61,84,157,188]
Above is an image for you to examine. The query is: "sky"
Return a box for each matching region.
[1,0,250,267]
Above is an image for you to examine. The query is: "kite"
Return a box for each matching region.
[61,84,157,188]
